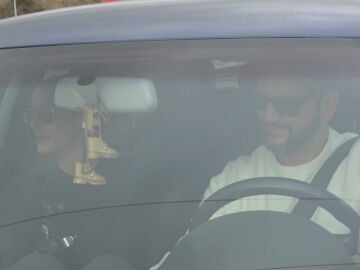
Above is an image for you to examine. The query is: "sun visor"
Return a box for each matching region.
[55,76,158,112]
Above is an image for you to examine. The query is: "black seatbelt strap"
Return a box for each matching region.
[291,135,359,219]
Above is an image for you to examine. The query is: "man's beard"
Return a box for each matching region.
[263,113,322,157]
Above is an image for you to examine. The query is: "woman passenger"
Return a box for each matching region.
[0,77,135,270]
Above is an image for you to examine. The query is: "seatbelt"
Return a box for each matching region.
[291,136,359,219]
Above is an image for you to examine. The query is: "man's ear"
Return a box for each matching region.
[320,90,338,123]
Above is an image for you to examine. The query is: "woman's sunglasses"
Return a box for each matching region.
[23,104,56,125]
[253,93,313,117]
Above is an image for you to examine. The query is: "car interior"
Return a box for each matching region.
[0,38,360,269]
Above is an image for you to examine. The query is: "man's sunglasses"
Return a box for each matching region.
[23,104,56,125]
[252,93,312,117]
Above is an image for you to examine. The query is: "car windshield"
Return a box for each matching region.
[0,38,360,270]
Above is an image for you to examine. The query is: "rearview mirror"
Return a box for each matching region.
[54,76,158,113]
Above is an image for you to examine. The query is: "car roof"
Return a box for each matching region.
[1,0,360,49]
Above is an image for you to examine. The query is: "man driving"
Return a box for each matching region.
[149,68,360,269]
[200,75,360,235]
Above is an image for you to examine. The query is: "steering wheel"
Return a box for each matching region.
[159,177,360,270]
[189,177,360,253]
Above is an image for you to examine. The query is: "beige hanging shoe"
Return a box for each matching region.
[86,136,119,159]
[73,162,106,185]
[83,104,118,159]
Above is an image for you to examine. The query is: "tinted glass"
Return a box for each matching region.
[0,39,360,270]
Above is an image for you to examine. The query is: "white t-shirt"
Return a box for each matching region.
[202,128,360,234]
[150,128,360,269]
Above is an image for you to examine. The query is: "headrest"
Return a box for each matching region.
[54,76,158,113]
